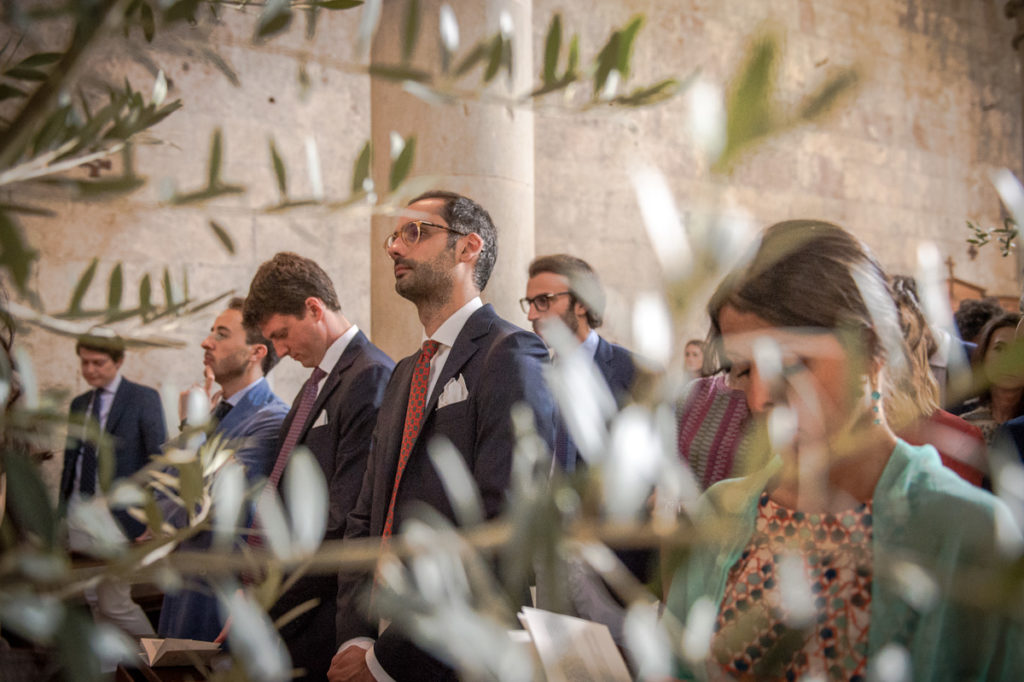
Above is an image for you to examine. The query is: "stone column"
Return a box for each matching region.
[369,0,535,360]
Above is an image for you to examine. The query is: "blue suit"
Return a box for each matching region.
[554,334,636,472]
[61,377,166,539]
[158,377,289,641]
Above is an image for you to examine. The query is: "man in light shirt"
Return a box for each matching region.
[158,296,289,642]
[243,253,394,680]
[330,191,556,681]
[60,332,166,636]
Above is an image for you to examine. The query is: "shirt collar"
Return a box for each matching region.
[319,324,359,376]
[580,329,600,359]
[224,376,265,407]
[424,297,483,349]
[101,373,122,395]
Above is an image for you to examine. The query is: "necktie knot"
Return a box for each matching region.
[421,340,440,361]
[212,400,232,421]
[310,366,328,385]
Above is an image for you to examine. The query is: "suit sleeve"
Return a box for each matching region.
[231,406,287,487]
[472,330,556,518]
[335,399,389,647]
[327,363,391,540]
[140,386,167,458]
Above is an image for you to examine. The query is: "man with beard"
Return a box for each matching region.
[157,296,289,641]
[243,253,394,680]
[522,254,636,473]
[522,255,648,646]
[329,191,556,681]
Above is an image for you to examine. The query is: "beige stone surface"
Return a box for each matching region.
[6,1,1023,491]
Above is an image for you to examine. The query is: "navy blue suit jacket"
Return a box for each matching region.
[61,377,166,539]
[557,334,636,470]
[337,304,557,680]
[158,377,289,641]
[270,330,394,680]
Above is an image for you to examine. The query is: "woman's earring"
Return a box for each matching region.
[871,390,882,425]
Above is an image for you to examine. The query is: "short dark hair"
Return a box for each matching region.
[528,254,605,328]
[955,297,1006,344]
[228,297,279,375]
[409,190,497,291]
[75,331,126,364]
[243,252,340,330]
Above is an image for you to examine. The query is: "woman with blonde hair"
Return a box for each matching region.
[887,276,987,486]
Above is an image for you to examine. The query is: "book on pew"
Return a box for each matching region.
[516,607,631,682]
[139,638,220,668]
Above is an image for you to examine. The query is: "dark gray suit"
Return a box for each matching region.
[337,304,556,680]
[271,330,393,681]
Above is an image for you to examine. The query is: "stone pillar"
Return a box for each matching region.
[369,0,534,360]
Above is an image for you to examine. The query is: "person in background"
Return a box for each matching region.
[522,253,646,644]
[60,332,166,637]
[683,338,704,378]
[522,253,635,473]
[955,296,1005,345]
[666,220,1020,680]
[887,278,988,487]
[157,297,288,642]
[960,312,1024,446]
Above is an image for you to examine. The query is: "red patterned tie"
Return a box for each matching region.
[248,365,327,549]
[381,340,440,543]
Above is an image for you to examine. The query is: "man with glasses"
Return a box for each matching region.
[330,191,556,682]
[522,255,647,646]
[522,254,637,473]
[243,253,394,680]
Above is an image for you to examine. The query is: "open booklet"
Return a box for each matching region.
[516,607,631,682]
[139,638,221,668]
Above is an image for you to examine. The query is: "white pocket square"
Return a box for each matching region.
[312,411,329,428]
[437,374,469,408]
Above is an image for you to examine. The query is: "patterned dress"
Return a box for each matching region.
[711,493,874,681]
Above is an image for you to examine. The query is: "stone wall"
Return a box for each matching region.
[8,1,1023,491]
[532,0,1023,347]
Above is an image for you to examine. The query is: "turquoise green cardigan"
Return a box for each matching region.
[666,440,1023,680]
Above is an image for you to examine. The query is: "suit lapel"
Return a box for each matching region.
[104,381,129,435]
[419,305,492,434]
[217,378,268,434]
[295,332,364,443]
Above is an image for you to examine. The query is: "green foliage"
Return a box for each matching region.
[714,33,858,171]
[0,210,39,296]
[389,135,416,191]
[967,217,1018,257]
[209,220,236,254]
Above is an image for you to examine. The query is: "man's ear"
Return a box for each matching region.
[573,299,588,320]
[250,343,268,367]
[458,232,484,264]
[305,296,325,321]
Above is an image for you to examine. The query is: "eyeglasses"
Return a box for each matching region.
[384,220,466,250]
[519,292,571,314]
